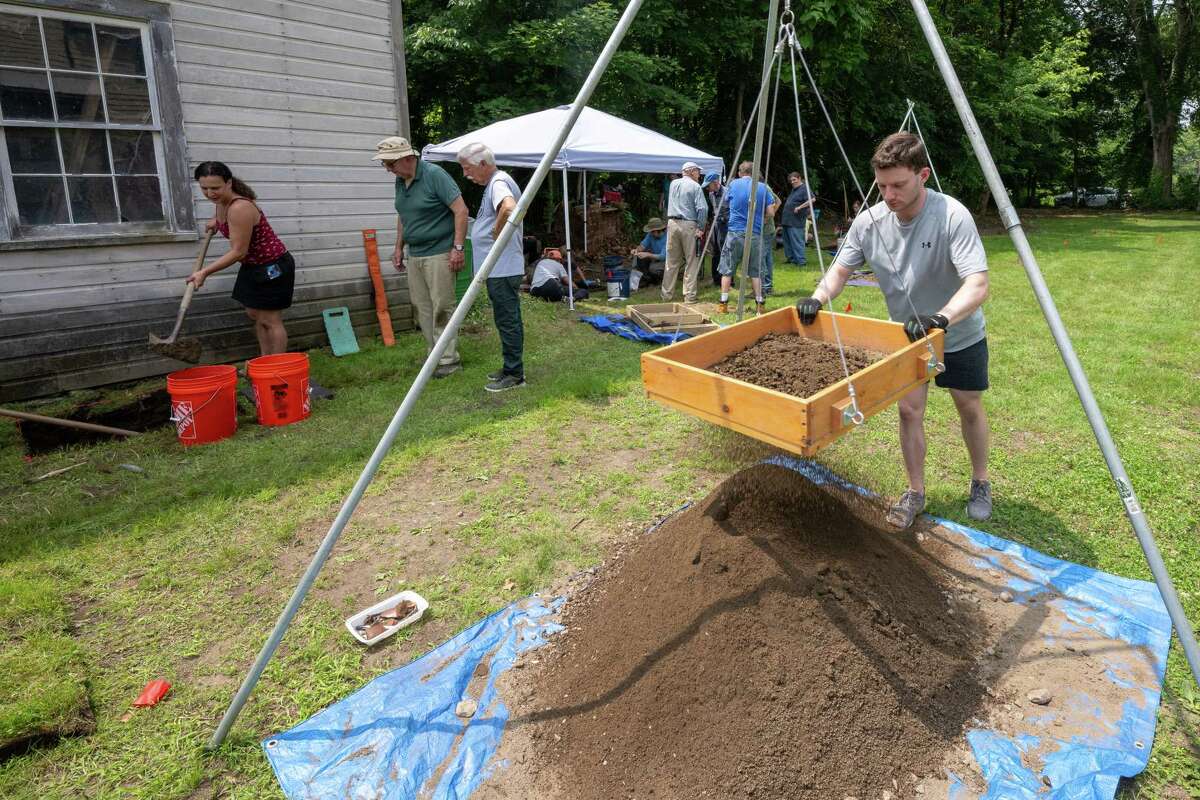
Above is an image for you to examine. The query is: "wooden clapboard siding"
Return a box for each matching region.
[0,0,413,401]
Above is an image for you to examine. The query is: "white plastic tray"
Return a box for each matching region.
[344,590,428,646]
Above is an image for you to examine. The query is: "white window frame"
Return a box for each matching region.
[0,0,193,249]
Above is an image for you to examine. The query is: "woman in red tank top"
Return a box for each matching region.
[187,161,295,355]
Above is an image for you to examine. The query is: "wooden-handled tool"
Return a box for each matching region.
[148,230,215,362]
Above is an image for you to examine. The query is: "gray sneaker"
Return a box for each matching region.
[485,374,525,393]
[967,479,993,521]
[487,369,504,381]
[886,489,925,529]
[433,363,462,379]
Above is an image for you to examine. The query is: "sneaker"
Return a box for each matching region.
[756,301,766,315]
[967,479,993,521]
[433,363,461,379]
[717,301,729,314]
[487,369,504,381]
[485,374,526,392]
[886,489,925,529]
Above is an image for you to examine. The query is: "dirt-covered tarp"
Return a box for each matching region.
[263,458,1172,800]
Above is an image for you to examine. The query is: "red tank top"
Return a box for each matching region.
[216,198,288,265]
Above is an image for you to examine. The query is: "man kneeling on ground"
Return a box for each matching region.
[630,218,667,285]
[529,249,590,302]
[796,131,992,529]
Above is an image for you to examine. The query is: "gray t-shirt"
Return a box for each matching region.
[836,190,987,353]
[471,169,524,279]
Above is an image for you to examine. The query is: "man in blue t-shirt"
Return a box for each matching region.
[717,161,777,314]
[630,217,667,284]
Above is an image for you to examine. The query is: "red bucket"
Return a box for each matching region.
[167,365,238,446]
[247,353,311,427]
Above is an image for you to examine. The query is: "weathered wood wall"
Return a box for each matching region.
[0,0,412,402]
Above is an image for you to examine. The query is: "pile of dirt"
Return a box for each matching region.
[709,332,886,398]
[480,465,989,799]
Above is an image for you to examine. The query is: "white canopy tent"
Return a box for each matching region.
[422,105,724,307]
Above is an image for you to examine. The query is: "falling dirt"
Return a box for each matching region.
[475,464,991,800]
[709,332,886,398]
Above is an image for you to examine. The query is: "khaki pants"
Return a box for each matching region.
[407,251,460,366]
[662,219,700,302]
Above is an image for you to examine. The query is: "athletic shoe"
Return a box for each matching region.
[487,369,504,381]
[886,489,925,529]
[433,363,461,379]
[756,301,766,315]
[717,301,728,314]
[967,479,993,521]
[485,374,526,392]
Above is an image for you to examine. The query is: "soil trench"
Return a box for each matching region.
[710,332,886,398]
[477,464,989,799]
[17,389,172,455]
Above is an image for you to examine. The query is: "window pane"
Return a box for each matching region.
[14,176,69,225]
[96,25,145,76]
[102,76,151,124]
[59,128,110,174]
[110,129,156,174]
[0,68,54,120]
[51,71,103,122]
[43,18,97,72]
[116,176,163,222]
[4,126,60,173]
[0,12,44,69]
[68,176,118,223]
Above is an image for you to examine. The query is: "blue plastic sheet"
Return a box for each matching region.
[265,458,1172,800]
[579,313,699,344]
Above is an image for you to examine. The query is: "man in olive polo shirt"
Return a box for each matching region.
[373,136,469,378]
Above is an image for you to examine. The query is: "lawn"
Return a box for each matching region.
[1,211,1197,798]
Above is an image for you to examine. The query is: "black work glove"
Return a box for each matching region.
[903,313,949,342]
[796,297,822,325]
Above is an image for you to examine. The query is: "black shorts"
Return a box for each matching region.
[232,251,295,311]
[934,337,989,392]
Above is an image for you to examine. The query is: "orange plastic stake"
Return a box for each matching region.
[362,229,395,346]
[133,679,171,707]
[844,302,853,312]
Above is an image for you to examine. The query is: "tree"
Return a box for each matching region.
[1127,0,1196,201]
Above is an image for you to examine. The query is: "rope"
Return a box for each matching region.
[791,42,942,371]
[906,98,944,193]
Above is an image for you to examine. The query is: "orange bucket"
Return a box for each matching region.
[247,353,311,426]
[167,365,238,446]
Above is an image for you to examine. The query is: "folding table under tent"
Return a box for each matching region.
[421,105,724,306]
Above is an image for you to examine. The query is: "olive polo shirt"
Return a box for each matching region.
[394,160,462,257]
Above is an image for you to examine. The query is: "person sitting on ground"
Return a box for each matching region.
[630,217,668,285]
[529,249,590,302]
[796,131,991,529]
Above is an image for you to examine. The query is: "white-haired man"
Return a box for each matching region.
[662,161,708,303]
[457,142,526,392]
[373,136,469,378]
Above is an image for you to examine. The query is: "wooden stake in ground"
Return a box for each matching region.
[362,229,396,346]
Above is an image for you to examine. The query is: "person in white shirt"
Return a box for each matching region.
[529,249,589,302]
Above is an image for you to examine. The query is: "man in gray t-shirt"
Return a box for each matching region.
[796,132,992,528]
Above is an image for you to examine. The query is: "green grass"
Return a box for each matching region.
[0,211,1197,797]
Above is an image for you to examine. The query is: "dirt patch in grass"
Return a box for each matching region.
[709,332,886,398]
[16,389,171,455]
[476,464,990,799]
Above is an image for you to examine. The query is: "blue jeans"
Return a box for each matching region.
[782,225,806,264]
[486,276,524,378]
[761,229,775,296]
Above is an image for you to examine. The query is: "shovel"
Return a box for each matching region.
[149,230,215,363]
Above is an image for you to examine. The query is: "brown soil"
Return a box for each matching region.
[16,389,172,455]
[476,464,990,799]
[709,332,887,398]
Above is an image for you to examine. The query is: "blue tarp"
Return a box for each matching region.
[265,458,1172,800]
[579,314,699,344]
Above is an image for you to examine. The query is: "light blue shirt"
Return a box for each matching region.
[666,176,708,227]
[726,176,773,235]
[470,169,524,279]
[639,231,666,259]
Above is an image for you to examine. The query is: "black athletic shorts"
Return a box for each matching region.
[934,337,989,392]
[232,251,295,311]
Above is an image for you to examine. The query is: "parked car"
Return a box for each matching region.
[1053,187,1124,208]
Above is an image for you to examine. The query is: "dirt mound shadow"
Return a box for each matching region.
[484,464,989,799]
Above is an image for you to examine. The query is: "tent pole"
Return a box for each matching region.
[207,0,648,751]
[582,170,588,253]
[910,0,1200,691]
[563,168,575,309]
